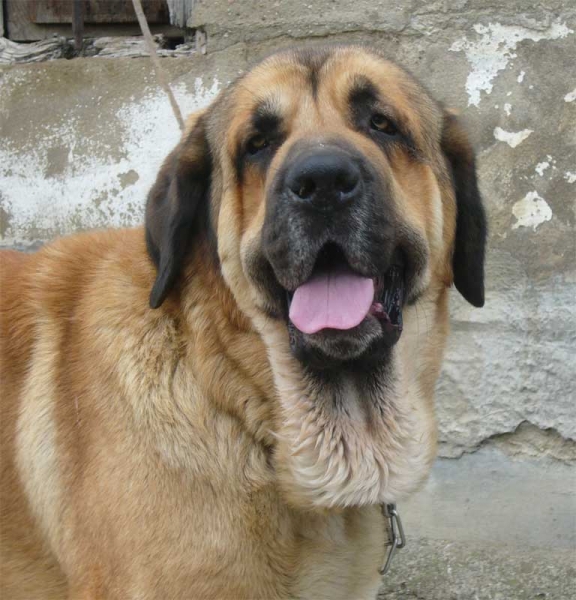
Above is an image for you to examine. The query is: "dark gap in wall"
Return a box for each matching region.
[163,36,185,50]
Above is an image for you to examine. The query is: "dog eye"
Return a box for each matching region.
[247,134,269,155]
[370,114,398,136]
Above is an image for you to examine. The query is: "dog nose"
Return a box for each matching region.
[285,151,362,210]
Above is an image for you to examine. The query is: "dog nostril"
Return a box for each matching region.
[336,172,359,195]
[297,179,316,199]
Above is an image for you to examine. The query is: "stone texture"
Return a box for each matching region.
[403,449,576,549]
[377,537,575,600]
[0,56,225,242]
[437,276,576,459]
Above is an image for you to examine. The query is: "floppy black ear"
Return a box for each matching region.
[441,111,487,308]
[145,113,211,308]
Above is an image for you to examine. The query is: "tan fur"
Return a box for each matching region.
[0,46,481,599]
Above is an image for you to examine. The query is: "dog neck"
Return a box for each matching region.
[258,317,436,509]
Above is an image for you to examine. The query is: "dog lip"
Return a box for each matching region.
[372,264,404,343]
[283,244,405,295]
[279,242,376,293]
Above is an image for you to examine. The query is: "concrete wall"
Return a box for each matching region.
[1,1,575,596]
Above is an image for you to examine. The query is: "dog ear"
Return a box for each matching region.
[441,110,487,308]
[145,111,211,309]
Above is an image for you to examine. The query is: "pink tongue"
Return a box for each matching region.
[289,267,375,334]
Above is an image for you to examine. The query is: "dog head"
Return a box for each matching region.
[145,45,487,506]
[146,46,485,364]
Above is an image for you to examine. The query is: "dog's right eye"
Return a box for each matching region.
[370,113,399,136]
[247,134,269,155]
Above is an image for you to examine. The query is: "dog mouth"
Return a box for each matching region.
[285,243,404,347]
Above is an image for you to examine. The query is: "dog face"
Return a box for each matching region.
[146,45,486,369]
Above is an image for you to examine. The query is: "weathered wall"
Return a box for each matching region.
[1,0,575,585]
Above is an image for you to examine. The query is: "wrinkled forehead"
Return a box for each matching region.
[224,47,441,148]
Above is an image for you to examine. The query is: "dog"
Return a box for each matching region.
[0,45,486,599]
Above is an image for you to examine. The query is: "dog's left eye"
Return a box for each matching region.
[247,134,269,155]
[370,114,398,136]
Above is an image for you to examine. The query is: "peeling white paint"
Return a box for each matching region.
[512,191,552,230]
[564,172,576,184]
[504,103,512,116]
[564,88,576,102]
[450,21,574,106]
[517,71,526,83]
[535,161,550,176]
[0,78,221,246]
[494,127,533,148]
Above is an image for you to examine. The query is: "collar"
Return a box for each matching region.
[379,503,406,576]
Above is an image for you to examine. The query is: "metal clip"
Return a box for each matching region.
[379,503,406,575]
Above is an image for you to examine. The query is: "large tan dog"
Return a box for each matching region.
[0,45,486,599]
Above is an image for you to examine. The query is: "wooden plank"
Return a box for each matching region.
[92,35,195,58]
[6,1,180,42]
[166,0,195,28]
[0,35,195,64]
[72,0,84,50]
[0,36,71,64]
[6,20,183,42]
[30,1,170,25]
[5,0,34,40]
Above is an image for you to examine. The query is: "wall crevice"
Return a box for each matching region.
[440,420,576,463]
